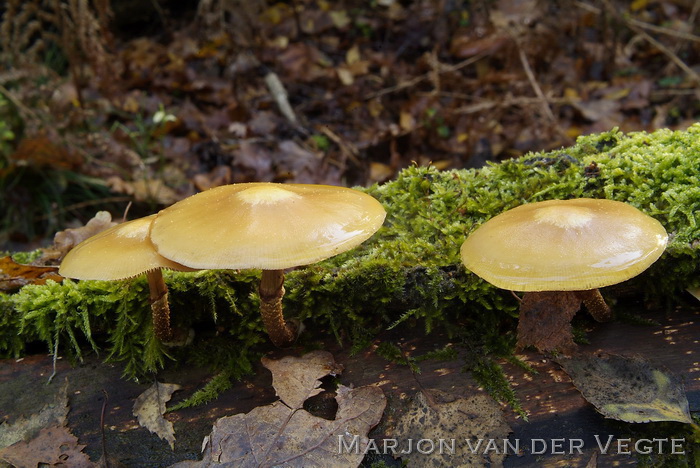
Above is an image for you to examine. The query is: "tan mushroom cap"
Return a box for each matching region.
[59,215,195,280]
[460,198,668,292]
[150,183,387,270]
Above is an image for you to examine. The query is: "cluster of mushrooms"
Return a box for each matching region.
[59,183,387,347]
[60,184,668,354]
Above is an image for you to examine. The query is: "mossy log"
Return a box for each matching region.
[2,125,699,378]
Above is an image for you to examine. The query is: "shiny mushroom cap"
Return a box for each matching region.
[150,183,387,270]
[460,198,668,292]
[59,214,195,280]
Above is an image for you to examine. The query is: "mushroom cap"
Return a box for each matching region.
[150,183,386,270]
[460,198,668,291]
[59,215,195,280]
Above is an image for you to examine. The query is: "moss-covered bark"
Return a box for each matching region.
[2,124,699,379]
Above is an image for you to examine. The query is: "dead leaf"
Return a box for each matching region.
[0,257,63,291]
[107,177,180,205]
[42,211,117,262]
[558,353,694,424]
[570,99,621,122]
[173,351,385,468]
[387,390,512,467]
[517,291,581,353]
[133,382,182,450]
[193,166,232,191]
[0,425,94,468]
[274,140,321,183]
[10,135,82,171]
[262,350,344,409]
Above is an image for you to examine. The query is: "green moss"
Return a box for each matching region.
[1,125,698,389]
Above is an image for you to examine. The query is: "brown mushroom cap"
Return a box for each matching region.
[150,183,386,270]
[460,198,668,291]
[59,214,195,280]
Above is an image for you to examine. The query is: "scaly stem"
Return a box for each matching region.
[259,269,296,347]
[147,269,173,341]
[576,288,613,322]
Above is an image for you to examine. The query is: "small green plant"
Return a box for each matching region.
[310,133,331,151]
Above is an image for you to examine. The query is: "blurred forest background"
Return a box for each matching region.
[0,0,698,250]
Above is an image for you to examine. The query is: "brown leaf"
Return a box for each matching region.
[42,211,118,263]
[262,350,344,410]
[133,382,182,450]
[10,136,82,171]
[0,425,94,468]
[106,177,179,205]
[193,166,232,191]
[517,291,582,353]
[0,257,63,291]
[387,390,512,467]
[274,140,321,183]
[172,352,385,468]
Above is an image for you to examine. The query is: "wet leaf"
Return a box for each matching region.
[133,382,181,450]
[0,257,63,291]
[171,351,385,468]
[558,353,694,424]
[0,425,94,468]
[387,390,512,468]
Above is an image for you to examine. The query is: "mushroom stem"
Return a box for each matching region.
[259,269,297,347]
[575,289,613,322]
[146,269,173,341]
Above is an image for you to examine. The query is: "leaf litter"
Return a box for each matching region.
[169,350,386,468]
[557,353,694,424]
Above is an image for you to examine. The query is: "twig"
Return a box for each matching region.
[454,96,573,114]
[121,201,133,223]
[399,343,438,410]
[263,72,300,127]
[0,83,39,121]
[47,334,60,384]
[628,18,700,43]
[100,390,110,468]
[317,125,362,167]
[511,33,556,123]
[34,196,133,222]
[367,51,491,99]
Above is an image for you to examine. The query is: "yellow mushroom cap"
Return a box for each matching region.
[460,198,668,291]
[59,215,195,280]
[150,183,387,270]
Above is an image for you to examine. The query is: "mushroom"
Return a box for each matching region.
[460,198,668,352]
[149,182,386,347]
[59,214,196,343]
